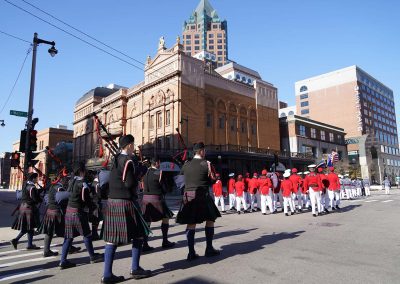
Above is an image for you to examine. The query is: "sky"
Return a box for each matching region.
[1,0,400,153]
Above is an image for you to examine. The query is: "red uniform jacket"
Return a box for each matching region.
[228,178,236,194]
[280,179,294,197]
[235,181,245,197]
[258,177,272,195]
[244,177,251,192]
[248,178,259,194]
[289,174,302,194]
[212,180,223,197]
[327,173,340,191]
[303,172,322,192]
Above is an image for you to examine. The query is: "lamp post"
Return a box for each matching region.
[23,33,58,178]
[0,120,5,127]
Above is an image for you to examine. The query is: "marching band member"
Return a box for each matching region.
[248,173,259,212]
[327,167,341,210]
[281,172,295,216]
[318,167,330,214]
[228,173,236,211]
[235,175,248,214]
[289,168,302,212]
[303,165,322,217]
[258,170,273,215]
[212,173,226,213]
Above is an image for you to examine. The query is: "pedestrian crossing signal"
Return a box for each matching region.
[10,152,21,168]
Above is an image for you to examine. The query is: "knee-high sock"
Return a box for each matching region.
[161,223,169,242]
[44,234,52,253]
[103,244,117,278]
[61,238,73,263]
[83,236,95,257]
[205,226,214,250]
[131,239,143,271]
[27,230,34,247]
[186,229,195,255]
[15,230,26,242]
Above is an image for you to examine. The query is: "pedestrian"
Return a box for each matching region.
[384,177,391,195]
[235,175,248,214]
[258,170,273,215]
[281,172,295,216]
[303,165,323,217]
[248,172,259,212]
[326,167,341,210]
[141,157,175,252]
[227,173,236,211]
[212,173,226,213]
[289,168,302,212]
[10,173,41,250]
[59,163,103,269]
[176,142,221,261]
[101,134,152,283]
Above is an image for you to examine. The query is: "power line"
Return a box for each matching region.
[0,46,32,114]
[0,29,31,44]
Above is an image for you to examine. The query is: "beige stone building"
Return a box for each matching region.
[9,126,73,190]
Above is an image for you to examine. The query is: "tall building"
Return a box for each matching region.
[295,65,399,183]
[182,0,228,67]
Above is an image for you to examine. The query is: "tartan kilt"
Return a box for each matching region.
[12,203,39,231]
[141,195,174,223]
[38,208,65,237]
[103,199,151,245]
[176,189,221,225]
[64,207,91,238]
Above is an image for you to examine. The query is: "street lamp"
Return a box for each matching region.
[0,120,5,127]
[23,32,57,179]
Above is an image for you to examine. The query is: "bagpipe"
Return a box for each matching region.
[45,146,69,185]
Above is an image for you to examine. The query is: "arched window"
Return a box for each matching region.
[288,111,294,115]
[280,112,287,118]
[300,85,308,92]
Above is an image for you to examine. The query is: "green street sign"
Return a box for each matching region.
[10,110,28,117]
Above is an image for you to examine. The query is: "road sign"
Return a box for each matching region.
[10,110,28,117]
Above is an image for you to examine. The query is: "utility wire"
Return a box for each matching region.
[0,29,31,44]
[0,46,32,114]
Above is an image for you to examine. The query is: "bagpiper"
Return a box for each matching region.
[101,134,152,283]
[10,173,41,250]
[176,142,221,261]
[303,165,323,217]
[141,157,175,251]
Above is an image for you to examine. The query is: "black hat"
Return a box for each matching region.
[119,134,134,149]
[28,172,38,181]
[193,142,205,151]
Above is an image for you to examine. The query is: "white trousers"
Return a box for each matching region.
[385,186,390,195]
[309,188,321,215]
[328,190,340,208]
[260,193,273,214]
[291,193,297,210]
[340,188,346,199]
[214,196,225,211]
[229,193,236,209]
[250,193,257,210]
[356,187,362,197]
[283,196,294,214]
[345,187,352,199]
[236,196,248,211]
[351,187,357,198]
[365,186,371,196]
[256,192,261,209]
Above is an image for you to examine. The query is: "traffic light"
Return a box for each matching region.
[26,151,39,167]
[10,152,21,168]
[19,130,27,152]
[29,130,38,151]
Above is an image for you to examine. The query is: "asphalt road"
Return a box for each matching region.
[0,189,399,284]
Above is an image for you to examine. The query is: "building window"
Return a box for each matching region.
[217,51,223,55]
[320,130,325,140]
[150,115,154,129]
[219,115,225,129]
[329,133,334,142]
[213,24,218,29]
[301,109,309,115]
[194,34,199,39]
[251,124,257,135]
[217,33,222,38]
[241,121,246,133]
[156,112,162,128]
[300,94,308,100]
[217,39,223,43]
[300,85,308,92]
[217,45,223,49]
[165,135,171,150]
[166,110,171,126]
[194,40,200,45]
[208,34,214,38]
[186,35,191,39]
[230,118,236,131]
[186,46,191,51]
[156,137,162,149]
[209,40,214,44]
[299,125,306,136]
[209,45,214,50]
[311,128,316,139]
[195,46,200,50]
[337,135,342,143]
[301,101,309,107]
[185,40,191,45]
[206,113,212,127]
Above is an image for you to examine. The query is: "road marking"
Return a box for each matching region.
[365,200,378,203]
[0,250,57,261]
[0,269,43,282]
[0,256,56,268]
[0,243,60,256]
[382,200,394,203]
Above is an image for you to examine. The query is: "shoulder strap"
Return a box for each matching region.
[122,160,134,183]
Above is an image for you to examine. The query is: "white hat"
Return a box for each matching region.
[304,171,310,175]
[308,164,316,168]
[283,172,290,178]
[338,174,343,178]
[284,169,291,174]
[345,174,349,177]
[229,173,234,177]
[298,172,303,175]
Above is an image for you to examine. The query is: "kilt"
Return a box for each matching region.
[176,190,221,224]
[38,208,65,237]
[64,207,91,239]
[141,195,174,223]
[12,203,40,231]
[102,199,151,245]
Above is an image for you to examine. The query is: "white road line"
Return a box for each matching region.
[382,200,394,203]
[0,243,60,256]
[365,200,379,203]
[0,250,57,261]
[0,269,43,282]
[0,256,56,268]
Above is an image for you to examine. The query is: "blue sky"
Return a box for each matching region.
[1,0,399,153]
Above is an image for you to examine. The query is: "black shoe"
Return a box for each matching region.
[205,247,220,257]
[10,239,17,250]
[27,244,40,250]
[162,240,175,249]
[257,208,261,211]
[231,207,236,211]
[237,211,241,215]
[142,244,154,252]
[91,234,100,241]
[59,260,76,270]
[336,205,340,209]
[221,211,226,213]
[285,213,289,216]
[101,274,125,284]
[69,245,81,254]
[187,252,199,261]
[313,214,317,217]
[90,253,104,263]
[332,207,336,211]
[262,213,267,215]
[130,267,152,279]
[43,250,59,257]
[324,209,330,214]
